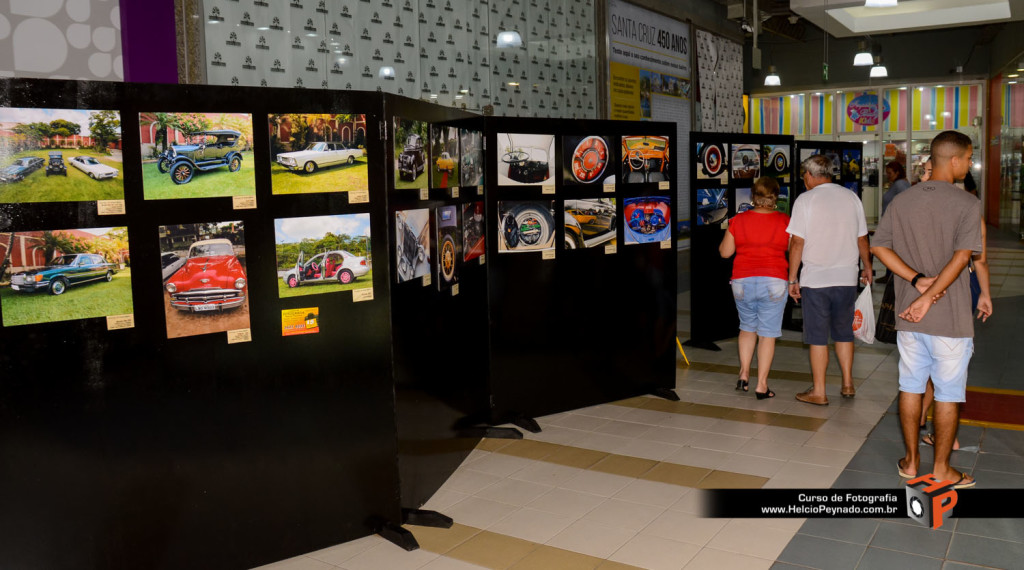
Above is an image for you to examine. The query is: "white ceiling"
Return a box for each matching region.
[789,0,1024,37]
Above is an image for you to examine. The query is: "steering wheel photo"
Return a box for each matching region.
[501,150,530,164]
[628,149,646,170]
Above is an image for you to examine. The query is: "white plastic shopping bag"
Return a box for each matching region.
[852,282,875,344]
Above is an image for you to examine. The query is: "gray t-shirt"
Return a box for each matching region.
[873,181,982,338]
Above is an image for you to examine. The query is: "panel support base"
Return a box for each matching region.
[652,388,680,401]
[378,521,419,551]
[456,426,523,439]
[682,339,721,352]
[403,509,453,529]
[509,414,541,433]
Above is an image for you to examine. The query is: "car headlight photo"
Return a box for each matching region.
[235,278,246,289]
[165,282,176,293]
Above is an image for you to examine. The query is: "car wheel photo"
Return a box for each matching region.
[303,161,317,173]
[49,277,68,295]
[288,276,299,288]
[171,163,194,184]
[337,269,354,284]
[564,232,580,249]
[508,204,554,248]
[440,235,456,282]
[347,155,355,165]
[228,156,242,172]
[89,173,97,179]
[105,271,113,282]
[157,158,171,173]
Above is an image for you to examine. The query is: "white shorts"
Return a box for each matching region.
[897,331,973,403]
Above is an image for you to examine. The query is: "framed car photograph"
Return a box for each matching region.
[435,206,460,290]
[497,200,556,253]
[621,135,671,185]
[562,135,614,186]
[158,222,250,339]
[139,112,256,200]
[497,133,555,186]
[268,113,368,195]
[730,144,761,180]
[695,141,727,181]
[430,125,459,189]
[0,227,133,327]
[274,214,372,298]
[394,117,429,190]
[564,198,616,249]
[394,208,431,282]
[762,144,791,181]
[623,196,672,244]
[462,201,485,262]
[0,107,124,204]
[459,129,484,187]
[696,188,727,227]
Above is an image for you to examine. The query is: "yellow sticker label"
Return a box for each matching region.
[422,273,432,286]
[352,287,374,302]
[479,254,486,265]
[542,249,555,260]
[97,200,126,215]
[451,187,460,198]
[105,314,135,330]
[660,239,672,249]
[658,181,670,190]
[233,195,257,209]
[227,328,253,343]
[603,183,615,193]
[348,189,370,203]
[419,188,429,200]
[281,307,319,336]
[605,243,618,255]
[542,184,555,195]
[452,283,460,296]
[477,185,484,194]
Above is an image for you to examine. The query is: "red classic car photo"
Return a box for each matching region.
[164,238,246,312]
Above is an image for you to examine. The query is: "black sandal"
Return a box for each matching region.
[755,388,775,400]
[735,379,749,391]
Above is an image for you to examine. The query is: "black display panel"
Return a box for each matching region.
[793,140,865,200]
[0,79,399,569]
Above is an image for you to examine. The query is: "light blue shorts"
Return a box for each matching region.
[897,331,974,403]
[731,276,788,338]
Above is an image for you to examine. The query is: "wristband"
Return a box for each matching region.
[911,273,925,287]
[788,280,798,285]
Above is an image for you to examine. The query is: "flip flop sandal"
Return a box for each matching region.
[735,379,749,392]
[952,472,976,489]
[898,459,914,479]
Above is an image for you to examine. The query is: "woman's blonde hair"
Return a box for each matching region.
[751,176,780,209]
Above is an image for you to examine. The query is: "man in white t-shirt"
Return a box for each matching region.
[787,155,872,405]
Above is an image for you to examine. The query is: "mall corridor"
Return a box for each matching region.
[257,229,1024,570]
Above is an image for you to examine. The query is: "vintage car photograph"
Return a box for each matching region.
[268,113,368,195]
[158,222,250,339]
[564,198,617,248]
[762,144,791,179]
[69,155,119,180]
[736,187,753,214]
[562,135,614,185]
[395,208,431,282]
[731,144,761,180]
[695,141,727,181]
[430,125,460,189]
[0,227,132,327]
[696,188,728,227]
[460,129,484,187]
[623,196,672,244]
[435,205,459,290]
[497,200,556,253]
[777,185,791,215]
[140,112,255,200]
[622,135,671,184]
[462,201,485,262]
[0,107,124,203]
[497,133,555,186]
[274,214,372,298]
[842,149,862,179]
[394,117,429,190]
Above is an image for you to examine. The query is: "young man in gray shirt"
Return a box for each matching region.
[871,130,982,488]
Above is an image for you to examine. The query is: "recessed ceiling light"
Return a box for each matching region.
[1009,74,1020,78]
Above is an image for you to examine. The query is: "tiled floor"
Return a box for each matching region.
[257,236,1024,570]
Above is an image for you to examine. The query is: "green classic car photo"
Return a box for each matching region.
[10,253,118,295]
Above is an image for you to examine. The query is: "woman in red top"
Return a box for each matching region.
[719,176,790,399]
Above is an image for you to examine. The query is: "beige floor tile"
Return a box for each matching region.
[591,454,659,478]
[658,413,720,431]
[525,426,588,446]
[418,556,492,570]
[446,531,537,570]
[475,478,553,507]
[496,439,561,461]
[617,407,677,426]
[641,462,711,487]
[477,438,514,452]
[508,545,604,570]
[687,431,751,453]
[580,498,666,531]
[609,534,699,570]
[544,446,609,469]
[704,519,795,560]
[769,413,829,430]
[596,560,647,570]
[528,487,607,519]
[641,510,727,546]
[560,469,635,497]
[613,479,690,507]
[546,519,637,559]
[446,496,520,530]
[488,507,577,544]
[697,470,769,489]
[408,523,482,555]
[662,446,731,470]
[680,547,773,570]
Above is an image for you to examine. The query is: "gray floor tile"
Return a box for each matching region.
[798,518,879,545]
[832,469,904,489]
[869,521,952,558]
[979,430,1024,456]
[867,415,902,441]
[940,563,987,570]
[969,469,1023,489]
[975,452,1024,474]
[947,534,1024,569]
[844,439,908,475]
[954,517,1024,543]
[856,547,943,570]
[771,564,812,570]
[777,534,866,570]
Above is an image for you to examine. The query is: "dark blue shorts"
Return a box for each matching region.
[801,286,857,345]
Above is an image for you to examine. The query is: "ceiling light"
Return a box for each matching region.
[870,56,887,78]
[740,19,753,33]
[764,66,781,87]
[864,0,897,7]
[496,31,522,48]
[854,41,873,66]
[1010,81,1019,84]
[1009,74,1020,78]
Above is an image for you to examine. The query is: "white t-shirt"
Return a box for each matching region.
[786,182,868,288]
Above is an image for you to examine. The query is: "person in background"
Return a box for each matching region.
[877,161,912,283]
[787,155,872,405]
[719,176,790,399]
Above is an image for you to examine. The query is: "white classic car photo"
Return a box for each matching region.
[69,156,119,180]
[275,142,364,173]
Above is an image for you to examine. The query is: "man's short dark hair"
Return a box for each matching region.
[801,154,832,179]
[930,130,972,161]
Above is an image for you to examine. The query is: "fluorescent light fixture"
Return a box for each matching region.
[508,82,519,86]
[495,31,523,48]
[1010,81,1019,84]
[854,41,873,66]
[870,56,887,77]
[764,66,781,86]
[257,26,270,30]
[864,0,897,7]
[378,66,395,79]
[1008,73,1020,78]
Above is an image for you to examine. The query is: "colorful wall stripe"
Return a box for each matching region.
[808,94,833,135]
[883,89,907,132]
[1002,83,1024,128]
[749,95,805,135]
[912,85,980,131]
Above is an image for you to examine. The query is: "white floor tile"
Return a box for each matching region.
[253,555,337,570]
[642,426,700,446]
[595,419,656,439]
[524,426,587,446]
[509,461,584,487]
[609,534,699,570]
[441,469,503,495]
[789,445,857,468]
[474,478,553,506]
[613,479,690,507]
[803,430,866,452]
[615,438,683,461]
[559,469,634,497]
[580,498,665,531]
[658,414,719,431]
[762,462,844,489]
[421,489,472,513]
[704,519,795,560]
[681,547,774,570]
[618,407,675,426]
[547,413,611,431]
[663,446,731,470]
[686,432,750,453]
[570,431,632,454]
[717,453,787,478]
[751,425,814,446]
[705,419,767,438]
[339,542,439,570]
[545,519,637,559]
[305,535,382,566]
[734,439,800,461]
[642,510,727,546]
[488,507,576,543]
[528,487,606,519]
[458,454,534,478]
[445,496,520,529]
[669,490,703,514]
[574,404,633,419]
